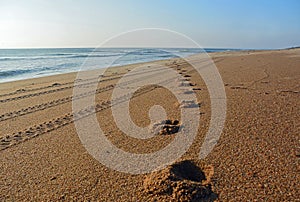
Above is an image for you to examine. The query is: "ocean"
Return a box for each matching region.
[0,48,233,83]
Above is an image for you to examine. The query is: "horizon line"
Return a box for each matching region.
[0,46,280,50]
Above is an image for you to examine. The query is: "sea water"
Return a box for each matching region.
[0,48,233,83]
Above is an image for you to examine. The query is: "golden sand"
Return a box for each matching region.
[0,49,299,201]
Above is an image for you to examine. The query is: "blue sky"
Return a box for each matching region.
[0,0,299,49]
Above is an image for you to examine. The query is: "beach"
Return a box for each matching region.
[0,48,299,201]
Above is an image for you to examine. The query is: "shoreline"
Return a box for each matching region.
[0,47,258,85]
[0,48,275,87]
[0,57,177,94]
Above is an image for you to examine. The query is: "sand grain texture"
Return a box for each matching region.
[0,49,299,201]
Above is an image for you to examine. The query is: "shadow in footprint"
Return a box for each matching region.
[144,160,218,201]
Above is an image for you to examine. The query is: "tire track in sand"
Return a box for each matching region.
[0,58,218,150]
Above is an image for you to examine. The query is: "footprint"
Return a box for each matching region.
[143,160,215,201]
[180,100,200,108]
[151,119,181,135]
[230,86,247,90]
[178,81,191,87]
[183,90,194,94]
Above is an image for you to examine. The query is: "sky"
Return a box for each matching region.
[0,0,299,49]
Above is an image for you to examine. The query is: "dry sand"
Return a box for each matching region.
[0,49,299,201]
